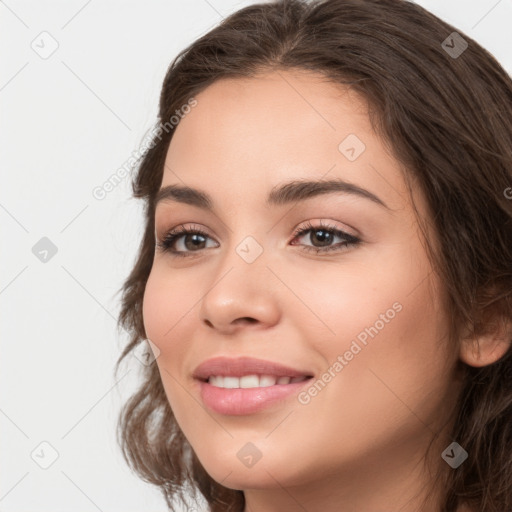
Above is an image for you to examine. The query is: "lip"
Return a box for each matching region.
[192,356,314,381]
[192,356,315,416]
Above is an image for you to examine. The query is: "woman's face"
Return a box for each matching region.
[142,70,461,502]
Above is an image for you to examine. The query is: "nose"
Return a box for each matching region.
[198,244,281,335]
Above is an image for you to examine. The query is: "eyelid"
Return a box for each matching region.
[156,217,357,239]
[291,218,359,239]
[156,220,349,243]
[156,219,362,259]
[156,222,207,239]
[155,217,219,240]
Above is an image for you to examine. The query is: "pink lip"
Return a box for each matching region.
[197,379,313,415]
[192,356,313,380]
[192,356,314,416]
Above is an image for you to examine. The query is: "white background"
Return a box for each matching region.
[1,1,511,511]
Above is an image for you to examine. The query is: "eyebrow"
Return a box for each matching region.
[155,178,390,211]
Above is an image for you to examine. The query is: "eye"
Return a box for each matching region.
[156,224,217,258]
[155,220,361,258]
[290,220,361,254]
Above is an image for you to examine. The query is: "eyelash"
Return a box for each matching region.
[155,220,361,258]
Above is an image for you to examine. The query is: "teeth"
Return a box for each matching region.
[223,376,239,389]
[240,375,259,388]
[208,375,222,387]
[260,375,276,387]
[207,375,307,389]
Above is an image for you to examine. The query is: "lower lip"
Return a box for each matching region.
[197,378,313,415]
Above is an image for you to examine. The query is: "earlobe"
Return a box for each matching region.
[459,319,512,368]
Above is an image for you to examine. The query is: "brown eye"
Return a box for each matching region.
[291,221,361,254]
[156,224,218,257]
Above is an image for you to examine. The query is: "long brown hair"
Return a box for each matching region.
[114,1,512,510]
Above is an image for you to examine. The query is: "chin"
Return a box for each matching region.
[195,446,309,491]
[206,467,286,491]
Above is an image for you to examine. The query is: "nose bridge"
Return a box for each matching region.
[213,230,271,295]
[218,207,272,268]
[198,227,279,330]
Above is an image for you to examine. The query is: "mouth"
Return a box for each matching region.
[196,376,314,415]
[192,355,314,381]
[192,356,315,415]
[201,374,311,388]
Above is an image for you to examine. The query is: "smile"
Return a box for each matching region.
[207,374,310,388]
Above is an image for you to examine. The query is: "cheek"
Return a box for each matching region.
[312,242,450,411]
[323,276,451,437]
[142,273,168,346]
[142,268,198,348]
[142,271,200,421]
[141,268,207,401]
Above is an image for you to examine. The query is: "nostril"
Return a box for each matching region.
[236,317,258,325]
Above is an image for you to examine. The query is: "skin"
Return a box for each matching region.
[142,69,509,512]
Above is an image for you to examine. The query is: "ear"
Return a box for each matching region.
[459,316,512,367]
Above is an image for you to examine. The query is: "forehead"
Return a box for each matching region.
[160,70,415,215]
[168,69,370,157]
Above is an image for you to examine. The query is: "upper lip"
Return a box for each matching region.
[192,356,314,381]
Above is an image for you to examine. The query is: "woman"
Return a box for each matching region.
[115,0,512,510]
